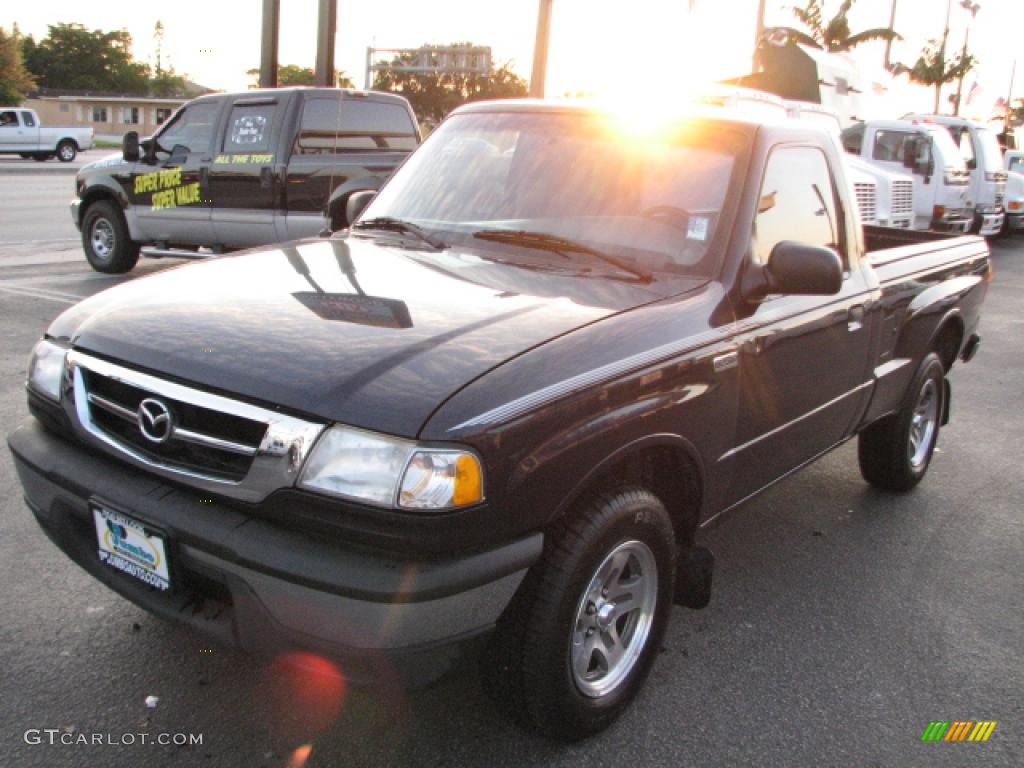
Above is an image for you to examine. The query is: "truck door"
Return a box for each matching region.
[725,145,876,505]
[868,128,937,229]
[132,98,221,246]
[208,96,286,248]
[0,109,25,151]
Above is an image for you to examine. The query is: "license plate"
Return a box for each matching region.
[92,504,171,591]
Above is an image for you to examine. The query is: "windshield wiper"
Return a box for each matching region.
[352,217,447,250]
[472,229,652,283]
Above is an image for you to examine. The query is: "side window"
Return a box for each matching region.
[0,110,18,127]
[840,123,864,154]
[156,102,220,154]
[21,111,36,127]
[295,98,418,154]
[223,103,276,153]
[872,130,914,162]
[752,146,844,268]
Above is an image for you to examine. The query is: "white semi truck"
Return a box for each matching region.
[903,115,1006,237]
[841,119,973,234]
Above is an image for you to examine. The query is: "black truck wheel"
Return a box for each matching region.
[858,352,945,492]
[486,487,675,740]
[57,140,77,162]
[82,201,140,274]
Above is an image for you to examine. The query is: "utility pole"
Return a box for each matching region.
[1006,61,1017,138]
[314,0,338,87]
[935,0,953,112]
[530,0,554,99]
[259,0,280,88]
[952,1,980,117]
[753,0,767,71]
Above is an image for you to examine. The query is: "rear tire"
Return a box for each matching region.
[485,487,675,740]
[57,140,77,162]
[858,353,945,492]
[82,200,140,274]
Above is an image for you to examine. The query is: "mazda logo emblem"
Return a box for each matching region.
[137,398,174,444]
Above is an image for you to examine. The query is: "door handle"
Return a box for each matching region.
[848,305,865,332]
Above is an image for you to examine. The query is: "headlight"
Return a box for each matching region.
[298,425,484,510]
[399,450,483,510]
[27,339,67,402]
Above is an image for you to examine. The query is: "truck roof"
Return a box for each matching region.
[188,87,412,106]
[449,97,831,141]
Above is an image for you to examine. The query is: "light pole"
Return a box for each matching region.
[530,0,554,98]
[952,0,980,116]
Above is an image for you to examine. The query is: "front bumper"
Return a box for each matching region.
[977,211,1005,238]
[8,421,541,683]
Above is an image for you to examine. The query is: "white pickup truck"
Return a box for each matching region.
[0,107,94,162]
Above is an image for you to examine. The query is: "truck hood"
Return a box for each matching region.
[51,236,698,436]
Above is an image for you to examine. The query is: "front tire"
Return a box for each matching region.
[57,140,77,162]
[858,352,945,492]
[82,200,140,273]
[485,487,675,740]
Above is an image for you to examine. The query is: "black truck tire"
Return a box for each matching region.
[858,352,945,492]
[57,140,77,162]
[485,487,675,741]
[82,200,140,274]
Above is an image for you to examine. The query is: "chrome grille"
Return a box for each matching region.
[84,370,265,481]
[891,180,914,217]
[64,350,325,502]
[854,182,877,224]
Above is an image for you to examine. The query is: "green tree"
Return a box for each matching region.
[246,64,355,88]
[0,25,36,104]
[372,43,528,123]
[23,23,150,94]
[909,39,976,113]
[779,0,900,52]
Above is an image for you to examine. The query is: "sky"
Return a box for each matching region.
[7,1,1023,120]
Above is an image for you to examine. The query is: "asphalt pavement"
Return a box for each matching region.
[0,228,1021,767]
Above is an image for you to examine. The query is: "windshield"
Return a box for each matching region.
[360,111,746,280]
[927,127,968,173]
[1008,156,1024,174]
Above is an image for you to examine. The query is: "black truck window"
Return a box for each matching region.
[223,103,276,153]
[295,98,417,154]
[156,102,219,154]
[753,146,843,267]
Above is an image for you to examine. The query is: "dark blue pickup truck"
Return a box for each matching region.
[11,100,989,740]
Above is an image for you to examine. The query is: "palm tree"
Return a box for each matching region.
[779,0,901,52]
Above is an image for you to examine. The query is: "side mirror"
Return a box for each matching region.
[766,242,843,295]
[902,140,917,169]
[122,131,140,162]
[139,138,156,164]
[743,241,843,301]
[345,190,377,228]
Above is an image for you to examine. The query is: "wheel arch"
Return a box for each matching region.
[927,311,965,372]
[550,434,705,547]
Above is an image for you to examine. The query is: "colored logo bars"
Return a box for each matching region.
[921,721,997,742]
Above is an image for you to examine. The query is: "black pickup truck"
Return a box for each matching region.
[10,101,989,740]
[71,87,419,273]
